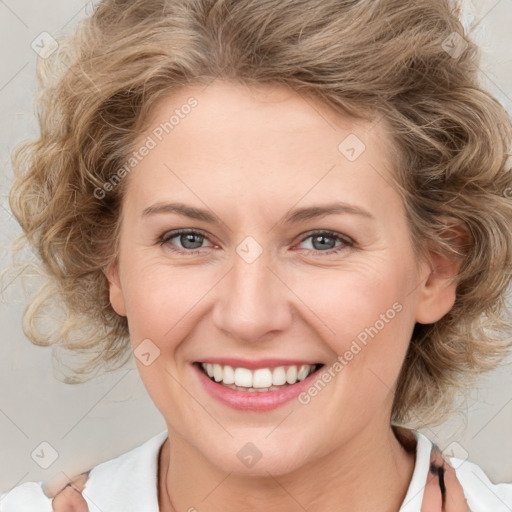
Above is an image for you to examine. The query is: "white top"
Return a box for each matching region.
[1,430,511,511]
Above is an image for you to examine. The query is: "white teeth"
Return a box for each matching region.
[272,366,287,386]
[297,365,310,381]
[286,365,297,384]
[222,365,235,384]
[200,362,318,390]
[213,364,223,382]
[253,368,273,388]
[234,367,253,387]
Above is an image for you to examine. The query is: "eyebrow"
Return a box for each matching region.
[282,202,374,223]
[142,202,219,222]
[141,201,374,223]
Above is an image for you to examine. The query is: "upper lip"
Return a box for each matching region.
[196,358,323,370]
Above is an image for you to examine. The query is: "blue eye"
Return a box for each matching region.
[297,230,353,254]
[159,229,212,254]
[158,229,353,255]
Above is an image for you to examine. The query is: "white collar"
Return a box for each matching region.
[82,430,168,512]
[398,431,433,511]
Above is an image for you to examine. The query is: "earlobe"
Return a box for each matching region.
[104,261,127,317]
[414,251,460,324]
[414,220,469,325]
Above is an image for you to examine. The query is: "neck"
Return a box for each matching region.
[158,422,416,512]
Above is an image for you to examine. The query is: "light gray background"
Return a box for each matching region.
[0,0,511,496]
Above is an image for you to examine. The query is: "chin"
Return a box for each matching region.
[198,436,313,477]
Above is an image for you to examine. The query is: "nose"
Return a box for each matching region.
[212,249,293,343]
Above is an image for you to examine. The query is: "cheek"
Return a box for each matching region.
[293,261,414,344]
[119,259,216,344]
[296,260,417,393]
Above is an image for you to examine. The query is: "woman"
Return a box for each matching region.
[1,0,511,510]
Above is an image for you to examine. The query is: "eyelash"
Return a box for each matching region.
[157,229,354,256]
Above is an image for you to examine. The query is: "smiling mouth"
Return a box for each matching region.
[196,362,324,392]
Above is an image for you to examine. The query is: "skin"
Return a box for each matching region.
[52,80,461,511]
[49,473,88,511]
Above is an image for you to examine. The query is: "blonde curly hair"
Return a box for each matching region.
[8,0,512,427]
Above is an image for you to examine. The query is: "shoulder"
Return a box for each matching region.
[397,427,512,512]
[451,456,512,512]
[0,482,52,512]
[0,430,168,512]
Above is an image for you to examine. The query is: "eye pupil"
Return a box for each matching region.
[312,234,335,250]
[181,233,203,249]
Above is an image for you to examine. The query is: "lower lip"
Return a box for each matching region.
[193,363,323,411]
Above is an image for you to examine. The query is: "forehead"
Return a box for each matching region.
[141,79,386,149]
[126,80,401,220]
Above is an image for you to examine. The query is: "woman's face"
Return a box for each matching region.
[107,80,455,475]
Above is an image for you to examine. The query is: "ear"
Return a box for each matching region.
[104,260,127,317]
[414,223,468,325]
